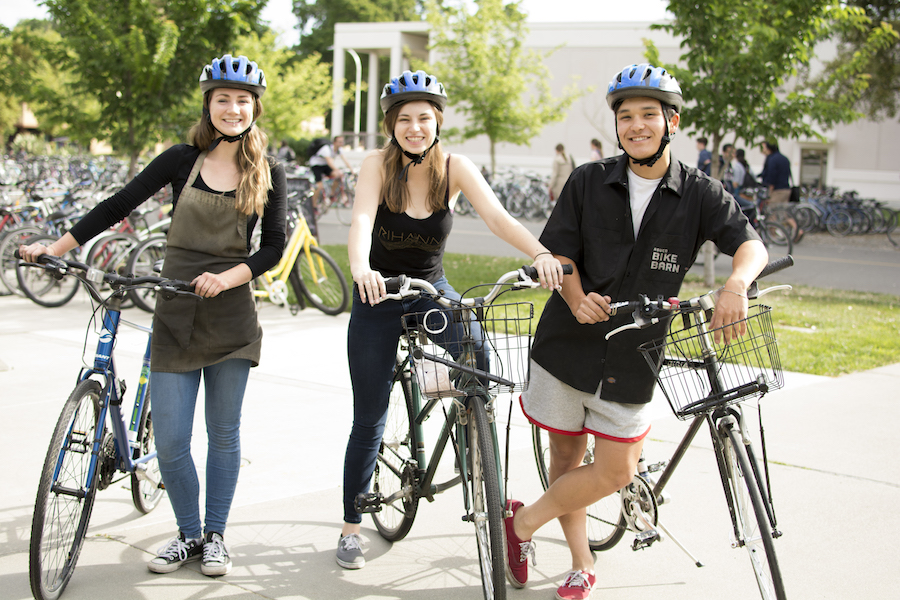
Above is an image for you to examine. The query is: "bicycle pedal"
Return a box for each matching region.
[632,530,660,551]
[353,492,382,514]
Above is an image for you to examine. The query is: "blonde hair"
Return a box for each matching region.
[189,92,272,216]
[380,101,447,214]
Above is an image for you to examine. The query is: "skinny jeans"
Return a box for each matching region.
[342,277,489,523]
[149,359,250,538]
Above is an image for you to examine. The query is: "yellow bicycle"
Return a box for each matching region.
[253,195,349,315]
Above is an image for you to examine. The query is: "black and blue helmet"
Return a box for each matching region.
[606,63,682,112]
[199,54,266,98]
[380,70,447,114]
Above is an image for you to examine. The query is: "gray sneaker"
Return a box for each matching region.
[201,531,232,576]
[148,532,203,573]
[336,533,365,569]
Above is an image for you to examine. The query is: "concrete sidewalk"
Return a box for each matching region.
[1,290,898,600]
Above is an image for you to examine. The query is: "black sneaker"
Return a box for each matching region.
[201,531,232,576]
[148,532,203,573]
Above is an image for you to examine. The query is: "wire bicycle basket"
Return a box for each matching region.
[400,302,534,399]
[639,304,784,420]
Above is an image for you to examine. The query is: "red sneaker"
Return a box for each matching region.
[555,570,596,600]
[503,499,536,588]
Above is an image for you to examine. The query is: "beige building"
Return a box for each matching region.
[331,21,900,204]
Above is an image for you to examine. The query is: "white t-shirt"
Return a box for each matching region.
[626,168,663,239]
[309,143,335,167]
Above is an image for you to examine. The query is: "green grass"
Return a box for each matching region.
[322,244,900,377]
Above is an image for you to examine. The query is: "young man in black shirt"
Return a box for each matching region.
[503,64,768,600]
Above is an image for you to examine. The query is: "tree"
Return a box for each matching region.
[232,30,334,143]
[646,0,897,179]
[41,0,265,176]
[818,0,900,121]
[425,0,585,175]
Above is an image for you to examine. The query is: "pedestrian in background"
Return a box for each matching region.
[589,138,603,161]
[549,143,576,202]
[19,54,286,577]
[696,136,712,175]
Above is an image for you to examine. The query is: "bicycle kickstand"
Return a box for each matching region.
[654,519,705,568]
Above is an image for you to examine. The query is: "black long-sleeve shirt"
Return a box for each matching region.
[69,144,286,278]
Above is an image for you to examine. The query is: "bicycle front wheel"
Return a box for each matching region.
[531,425,625,551]
[468,398,506,600]
[17,234,81,308]
[130,393,165,514]
[722,424,786,600]
[293,245,349,315]
[372,356,419,541]
[30,379,104,600]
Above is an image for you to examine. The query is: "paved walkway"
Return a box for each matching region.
[1,291,898,599]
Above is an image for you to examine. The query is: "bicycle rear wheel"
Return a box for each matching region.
[16,234,81,307]
[721,423,786,600]
[130,393,165,514]
[0,225,44,295]
[125,234,167,313]
[468,397,506,600]
[293,245,349,315]
[372,356,419,541]
[532,425,625,551]
[30,379,104,600]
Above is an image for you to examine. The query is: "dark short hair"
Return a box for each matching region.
[723,143,734,152]
[697,137,708,145]
[763,140,779,153]
[591,138,601,147]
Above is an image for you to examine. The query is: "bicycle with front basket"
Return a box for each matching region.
[357,264,571,600]
[532,256,794,600]
[17,252,197,600]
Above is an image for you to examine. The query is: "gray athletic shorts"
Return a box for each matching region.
[521,359,652,443]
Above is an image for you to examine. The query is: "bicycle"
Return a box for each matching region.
[251,194,349,315]
[17,251,197,600]
[532,255,794,600]
[357,264,572,600]
[316,169,357,225]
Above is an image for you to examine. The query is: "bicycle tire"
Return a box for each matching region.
[759,222,793,262]
[130,393,165,514]
[468,397,507,600]
[30,379,104,600]
[293,245,349,315]
[531,425,626,551]
[16,234,81,308]
[125,234,167,313]
[0,225,44,295]
[372,355,419,541]
[825,209,853,236]
[334,178,355,225]
[722,424,786,600]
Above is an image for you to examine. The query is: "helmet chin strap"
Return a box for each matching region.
[204,108,254,152]
[392,135,440,181]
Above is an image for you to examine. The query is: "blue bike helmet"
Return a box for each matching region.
[606,63,682,112]
[200,54,266,98]
[380,70,447,114]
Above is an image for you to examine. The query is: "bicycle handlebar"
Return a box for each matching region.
[604,255,794,339]
[15,250,196,301]
[382,264,574,307]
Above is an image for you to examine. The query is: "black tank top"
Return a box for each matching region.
[369,157,453,283]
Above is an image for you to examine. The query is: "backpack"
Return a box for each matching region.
[306,137,329,160]
[742,165,758,189]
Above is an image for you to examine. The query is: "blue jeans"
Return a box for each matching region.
[342,277,489,523]
[149,359,250,538]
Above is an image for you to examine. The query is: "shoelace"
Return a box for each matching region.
[518,540,537,566]
[562,570,592,590]
[204,536,227,563]
[340,533,363,551]
[156,537,191,562]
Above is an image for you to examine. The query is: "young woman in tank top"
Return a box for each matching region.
[335,70,565,569]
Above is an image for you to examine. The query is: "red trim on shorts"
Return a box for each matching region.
[519,395,651,444]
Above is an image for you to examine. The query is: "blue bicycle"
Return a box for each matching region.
[17,252,195,600]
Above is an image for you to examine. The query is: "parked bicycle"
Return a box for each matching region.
[358,264,572,600]
[532,256,793,600]
[251,192,349,315]
[17,252,197,600]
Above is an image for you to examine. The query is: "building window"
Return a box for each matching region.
[800,148,828,189]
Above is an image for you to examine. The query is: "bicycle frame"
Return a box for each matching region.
[253,216,325,304]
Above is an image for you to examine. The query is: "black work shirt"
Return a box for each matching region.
[532,155,760,404]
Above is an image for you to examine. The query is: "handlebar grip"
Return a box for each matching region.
[757,255,793,279]
[521,264,574,279]
[384,275,406,293]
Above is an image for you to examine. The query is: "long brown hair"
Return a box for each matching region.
[380,101,447,213]
[188,92,272,216]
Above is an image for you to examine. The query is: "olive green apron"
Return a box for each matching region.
[150,152,262,372]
